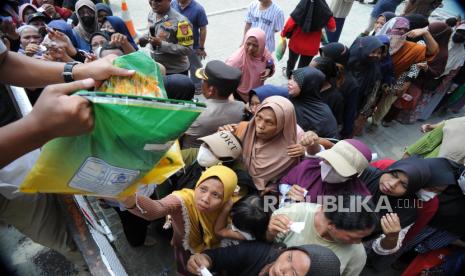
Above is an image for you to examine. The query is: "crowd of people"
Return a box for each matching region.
[1,0,465,275]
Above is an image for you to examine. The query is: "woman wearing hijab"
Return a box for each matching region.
[18,3,37,25]
[289,67,339,138]
[370,17,439,128]
[72,0,99,52]
[119,165,238,275]
[361,157,465,270]
[187,242,341,276]
[282,0,336,79]
[320,42,360,138]
[394,22,451,123]
[163,74,195,101]
[363,0,402,35]
[101,15,138,51]
[240,96,317,192]
[404,116,465,165]
[310,56,345,127]
[226,28,274,102]
[347,36,384,136]
[366,11,396,36]
[247,84,288,119]
[95,3,113,26]
[281,139,372,204]
[48,19,78,47]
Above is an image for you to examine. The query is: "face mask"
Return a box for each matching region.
[196,144,220,168]
[416,189,437,202]
[320,161,349,183]
[452,33,465,44]
[389,34,406,55]
[81,16,95,27]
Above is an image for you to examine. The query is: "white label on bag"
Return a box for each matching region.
[69,157,140,196]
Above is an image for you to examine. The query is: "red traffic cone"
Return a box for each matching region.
[121,0,137,38]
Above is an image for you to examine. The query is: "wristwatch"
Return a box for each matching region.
[62,61,80,83]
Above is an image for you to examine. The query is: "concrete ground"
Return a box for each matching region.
[0,0,464,275]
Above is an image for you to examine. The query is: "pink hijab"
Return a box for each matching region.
[226,28,273,101]
[19,4,37,25]
[242,96,300,191]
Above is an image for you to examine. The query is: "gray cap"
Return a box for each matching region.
[286,244,341,276]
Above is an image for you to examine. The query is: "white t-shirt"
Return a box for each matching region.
[245,1,284,52]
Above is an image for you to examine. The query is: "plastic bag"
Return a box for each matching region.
[275,37,287,61]
[98,51,167,98]
[20,92,204,197]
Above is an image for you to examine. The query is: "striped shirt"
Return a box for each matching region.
[245,1,284,52]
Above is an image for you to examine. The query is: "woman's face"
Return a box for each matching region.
[91,35,108,52]
[20,29,42,48]
[255,107,278,140]
[194,177,224,213]
[249,94,260,115]
[245,36,259,57]
[268,250,310,276]
[379,171,408,196]
[368,47,382,60]
[374,16,386,32]
[288,76,301,98]
[98,11,109,25]
[100,20,115,33]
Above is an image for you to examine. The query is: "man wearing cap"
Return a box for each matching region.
[26,12,50,38]
[172,131,242,190]
[181,60,245,148]
[187,242,341,276]
[267,194,378,276]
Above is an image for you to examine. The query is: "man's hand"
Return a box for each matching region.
[187,253,212,276]
[73,54,135,82]
[196,48,207,59]
[25,78,96,140]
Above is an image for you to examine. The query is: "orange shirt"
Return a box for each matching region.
[392,41,437,79]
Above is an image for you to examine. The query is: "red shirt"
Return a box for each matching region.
[281,16,336,56]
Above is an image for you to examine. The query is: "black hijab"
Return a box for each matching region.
[163,74,195,101]
[290,0,333,33]
[320,42,350,66]
[348,36,383,110]
[361,157,464,236]
[291,67,338,138]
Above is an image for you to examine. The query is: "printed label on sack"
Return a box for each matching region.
[69,157,140,196]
